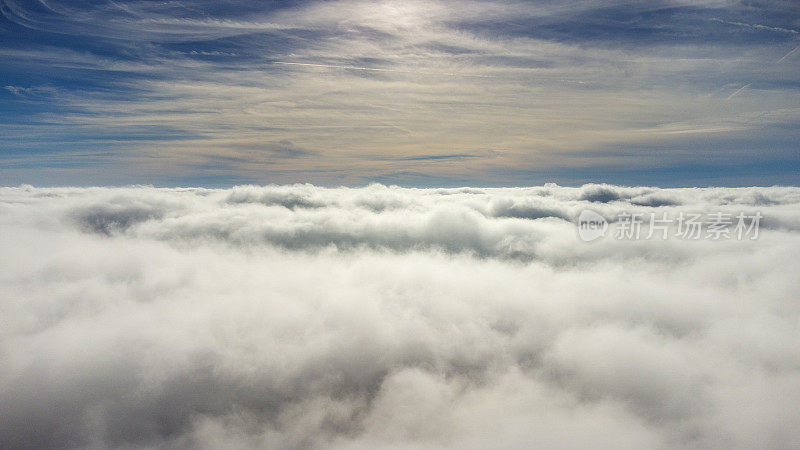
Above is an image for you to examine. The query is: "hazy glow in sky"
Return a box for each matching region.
[1,0,798,186]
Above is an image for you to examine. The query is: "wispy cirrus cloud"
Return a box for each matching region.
[0,0,798,186]
[710,17,798,35]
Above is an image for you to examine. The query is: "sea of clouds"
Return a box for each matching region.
[1,183,799,449]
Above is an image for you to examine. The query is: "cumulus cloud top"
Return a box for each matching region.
[1,184,799,449]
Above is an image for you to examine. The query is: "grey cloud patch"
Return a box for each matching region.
[435,187,486,195]
[630,194,681,207]
[225,184,326,210]
[367,151,496,162]
[70,203,166,235]
[489,198,571,221]
[397,153,483,161]
[579,183,625,202]
[1,184,800,449]
[266,141,317,159]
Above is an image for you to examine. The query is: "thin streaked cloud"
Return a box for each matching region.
[0,0,798,186]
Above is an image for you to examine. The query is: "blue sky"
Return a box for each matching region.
[1,0,798,187]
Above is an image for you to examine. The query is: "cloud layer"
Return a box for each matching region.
[1,183,799,448]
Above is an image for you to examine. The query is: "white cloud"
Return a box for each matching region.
[1,184,799,448]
